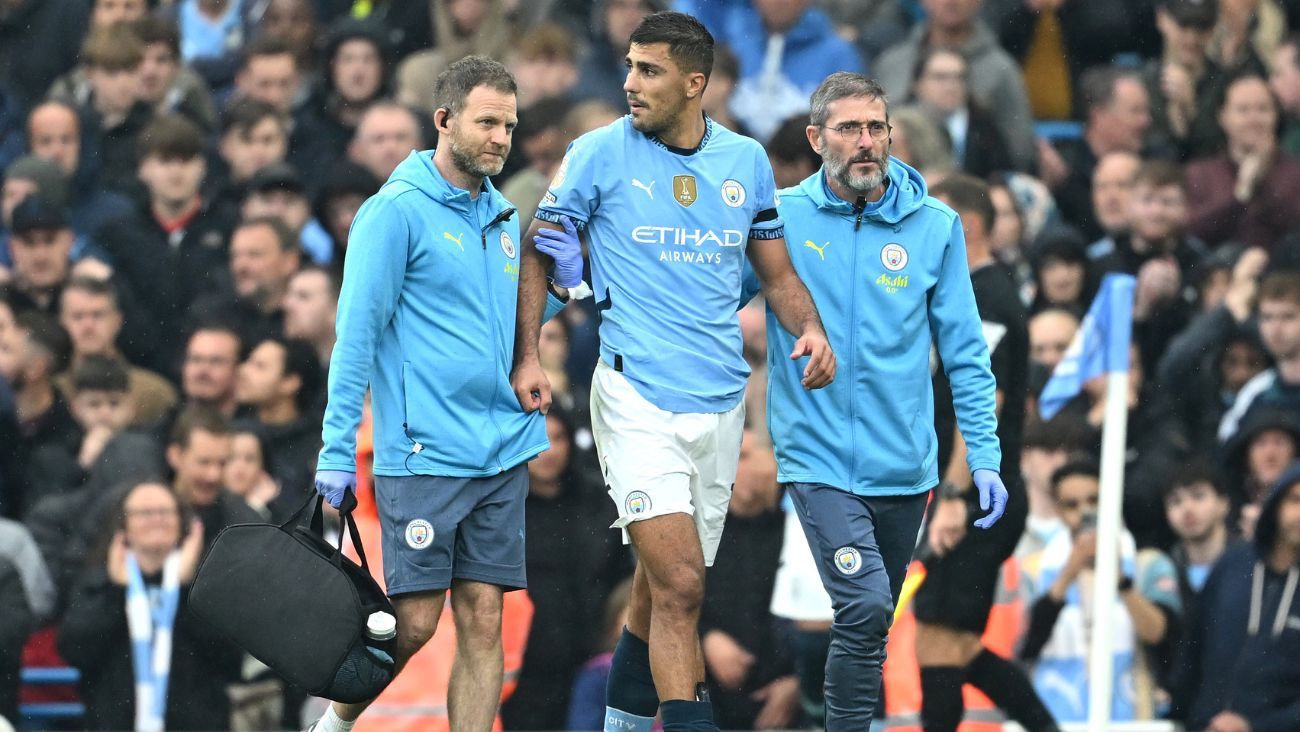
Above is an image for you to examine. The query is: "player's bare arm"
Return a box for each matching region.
[511,217,563,413]
[746,238,836,389]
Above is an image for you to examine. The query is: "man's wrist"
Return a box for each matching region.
[937,481,965,500]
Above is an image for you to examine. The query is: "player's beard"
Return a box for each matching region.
[447,132,506,179]
[824,145,889,196]
[628,94,684,137]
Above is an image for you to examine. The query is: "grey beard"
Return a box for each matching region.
[828,154,888,195]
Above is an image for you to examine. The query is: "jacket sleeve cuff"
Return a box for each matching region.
[316,458,358,474]
[542,290,566,323]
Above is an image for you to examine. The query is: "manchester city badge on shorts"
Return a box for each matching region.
[500,230,515,258]
[834,546,863,576]
[625,491,652,515]
[405,519,434,550]
[721,179,746,207]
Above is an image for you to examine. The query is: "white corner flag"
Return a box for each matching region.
[1038,274,1137,730]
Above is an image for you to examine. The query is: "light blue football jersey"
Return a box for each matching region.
[536,115,783,413]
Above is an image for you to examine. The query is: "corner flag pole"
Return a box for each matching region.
[1087,365,1130,731]
[1086,280,1136,732]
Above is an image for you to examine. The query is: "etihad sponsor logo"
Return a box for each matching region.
[632,226,744,248]
[659,250,725,265]
[876,273,909,294]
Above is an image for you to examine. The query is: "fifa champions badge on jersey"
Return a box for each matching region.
[625,491,652,515]
[405,519,434,550]
[834,546,863,575]
[881,243,908,271]
[673,175,698,207]
[721,179,746,207]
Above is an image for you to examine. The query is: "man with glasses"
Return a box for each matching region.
[741,72,1009,730]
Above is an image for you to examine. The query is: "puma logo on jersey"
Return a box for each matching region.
[632,178,655,199]
[804,240,830,260]
[443,231,464,251]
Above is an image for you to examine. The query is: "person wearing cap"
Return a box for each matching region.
[7,198,77,314]
[1142,0,1229,160]
[2,156,109,272]
[1174,461,1300,732]
[241,162,335,266]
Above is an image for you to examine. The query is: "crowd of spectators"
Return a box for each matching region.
[3,0,1300,730]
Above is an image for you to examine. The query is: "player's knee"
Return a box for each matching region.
[648,563,705,617]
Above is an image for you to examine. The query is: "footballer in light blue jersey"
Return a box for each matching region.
[512,13,833,732]
[534,114,783,413]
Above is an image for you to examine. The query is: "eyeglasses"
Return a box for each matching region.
[823,121,892,142]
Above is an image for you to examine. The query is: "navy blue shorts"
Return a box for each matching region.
[374,466,528,595]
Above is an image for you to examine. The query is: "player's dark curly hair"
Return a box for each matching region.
[630,11,714,79]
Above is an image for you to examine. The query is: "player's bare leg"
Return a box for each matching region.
[627,514,708,700]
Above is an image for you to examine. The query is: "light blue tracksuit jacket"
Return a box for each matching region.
[318,150,564,477]
[745,159,1000,495]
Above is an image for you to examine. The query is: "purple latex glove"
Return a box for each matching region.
[972,468,1008,529]
[314,469,357,513]
[535,216,584,288]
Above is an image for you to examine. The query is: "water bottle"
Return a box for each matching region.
[365,611,397,661]
[329,611,397,702]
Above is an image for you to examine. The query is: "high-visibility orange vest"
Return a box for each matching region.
[882,558,1025,731]
[344,413,533,732]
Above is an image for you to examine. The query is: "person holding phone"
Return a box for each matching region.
[1018,458,1183,723]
